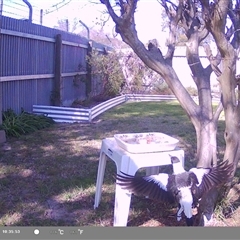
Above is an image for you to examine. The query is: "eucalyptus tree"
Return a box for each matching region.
[99,0,240,226]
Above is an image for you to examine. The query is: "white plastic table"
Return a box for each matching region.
[94,137,184,226]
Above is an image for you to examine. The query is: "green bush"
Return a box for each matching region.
[87,50,125,98]
[0,109,55,138]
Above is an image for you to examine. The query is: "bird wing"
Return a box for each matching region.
[189,160,234,200]
[116,171,177,204]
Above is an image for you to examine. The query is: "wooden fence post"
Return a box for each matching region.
[53,34,62,106]
[86,40,92,98]
[0,18,6,143]
[0,82,6,143]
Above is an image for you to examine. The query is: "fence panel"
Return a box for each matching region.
[2,81,20,113]
[32,105,91,123]
[90,95,126,121]
[126,94,177,101]
[62,75,86,106]
[0,16,109,114]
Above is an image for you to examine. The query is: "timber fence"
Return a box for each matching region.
[0,16,111,116]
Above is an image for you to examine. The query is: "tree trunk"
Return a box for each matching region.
[100,0,240,226]
[193,120,219,226]
[195,120,217,168]
[219,42,240,173]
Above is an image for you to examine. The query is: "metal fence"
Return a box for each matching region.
[0,15,110,114]
[32,94,221,123]
[33,95,126,123]
[32,94,179,123]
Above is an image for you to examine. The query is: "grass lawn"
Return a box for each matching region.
[0,100,239,226]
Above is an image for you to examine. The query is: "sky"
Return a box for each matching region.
[2,0,168,45]
[3,0,226,87]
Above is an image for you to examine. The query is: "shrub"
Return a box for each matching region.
[151,81,173,95]
[0,109,55,138]
[186,86,198,96]
[87,50,125,98]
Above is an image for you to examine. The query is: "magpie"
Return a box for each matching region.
[116,156,234,226]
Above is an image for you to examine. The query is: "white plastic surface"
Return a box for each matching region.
[94,138,184,226]
[114,132,179,153]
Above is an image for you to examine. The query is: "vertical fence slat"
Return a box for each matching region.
[86,41,92,98]
[53,34,62,106]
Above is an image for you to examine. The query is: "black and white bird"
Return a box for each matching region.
[116,156,234,226]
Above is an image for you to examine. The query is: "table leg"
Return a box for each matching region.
[113,183,132,226]
[113,165,138,226]
[181,152,185,168]
[94,150,107,209]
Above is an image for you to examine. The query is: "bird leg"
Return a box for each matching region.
[183,201,194,226]
[177,203,184,221]
[186,217,194,226]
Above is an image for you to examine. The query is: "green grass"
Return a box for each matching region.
[102,101,187,118]
[0,101,238,227]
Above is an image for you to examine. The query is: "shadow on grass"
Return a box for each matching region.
[0,156,117,226]
[0,124,110,225]
[3,190,116,226]
[0,101,237,227]
[127,197,187,227]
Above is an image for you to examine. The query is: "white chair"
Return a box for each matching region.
[94,137,184,226]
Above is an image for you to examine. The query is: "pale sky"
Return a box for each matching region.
[2,0,168,45]
[2,0,224,87]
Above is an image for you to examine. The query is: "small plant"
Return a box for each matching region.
[86,50,125,98]
[0,108,55,138]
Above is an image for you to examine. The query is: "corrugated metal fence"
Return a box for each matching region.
[32,94,179,123]
[0,16,110,114]
[32,94,220,123]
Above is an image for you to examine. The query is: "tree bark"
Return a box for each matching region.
[100,0,240,226]
[197,0,240,225]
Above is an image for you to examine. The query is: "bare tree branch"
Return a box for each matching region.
[226,24,235,40]
[158,0,185,64]
[157,0,178,11]
[228,0,240,50]
[198,26,209,43]
[213,95,224,124]
[100,0,121,26]
[158,0,178,18]
[204,44,222,77]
